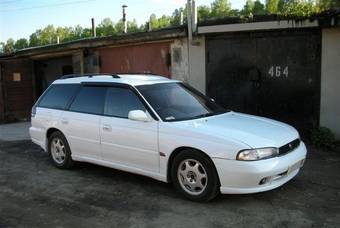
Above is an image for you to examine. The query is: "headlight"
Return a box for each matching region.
[237,147,279,161]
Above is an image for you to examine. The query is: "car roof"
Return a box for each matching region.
[52,74,180,86]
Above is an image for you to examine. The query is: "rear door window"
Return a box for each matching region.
[104,87,146,118]
[69,86,107,115]
[38,84,79,110]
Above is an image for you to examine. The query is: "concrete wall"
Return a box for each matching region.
[171,36,206,94]
[320,28,340,139]
[171,39,189,82]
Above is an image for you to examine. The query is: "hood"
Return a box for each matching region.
[175,112,299,148]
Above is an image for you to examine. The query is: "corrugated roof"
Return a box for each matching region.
[0,25,186,59]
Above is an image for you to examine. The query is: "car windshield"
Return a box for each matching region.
[136,82,228,121]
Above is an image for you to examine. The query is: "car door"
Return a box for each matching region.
[61,85,107,160]
[100,86,159,173]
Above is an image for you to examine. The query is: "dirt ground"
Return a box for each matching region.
[0,140,339,228]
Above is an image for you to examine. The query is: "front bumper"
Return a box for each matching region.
[213,141,307,194]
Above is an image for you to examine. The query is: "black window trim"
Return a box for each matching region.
[66,85,107,116]
[63,82,159,120]
[36,82,159,120]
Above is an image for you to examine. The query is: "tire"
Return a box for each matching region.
[48,131,74,169]
[171,149,220,202]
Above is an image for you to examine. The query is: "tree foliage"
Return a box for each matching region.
[3,39,15,54]
[210,0,234,17]
[1,0,339,54]
[14,38,29,50]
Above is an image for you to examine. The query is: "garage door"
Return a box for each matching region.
[99,42,171,77]
[206,29,321,134]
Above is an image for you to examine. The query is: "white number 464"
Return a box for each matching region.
[268,66,288,78]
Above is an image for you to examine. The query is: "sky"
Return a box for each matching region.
[0,0,252,42]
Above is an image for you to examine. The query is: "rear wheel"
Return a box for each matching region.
[171,149,220,202]
[48,131,74,169]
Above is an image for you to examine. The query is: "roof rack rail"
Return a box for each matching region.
[60,73,120,79]
[113,72,159,76]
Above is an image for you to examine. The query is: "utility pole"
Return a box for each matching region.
[187,0,192,42]
[91,18,96,37]
[192,0,197,33]
[149,17,152,31]
[122,5,128,34]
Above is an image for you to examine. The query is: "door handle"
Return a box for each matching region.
[61,118,69,124]
[102,124,112,132]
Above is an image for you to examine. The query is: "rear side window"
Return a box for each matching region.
[104,87,146,118]
[38,84,79,109]
[69,86,107,115]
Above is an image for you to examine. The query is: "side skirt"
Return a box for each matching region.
[72,155,168,183]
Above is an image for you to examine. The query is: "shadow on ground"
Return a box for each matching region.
[0,140,339,228]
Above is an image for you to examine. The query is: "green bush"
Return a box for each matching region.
[311,127,335,148]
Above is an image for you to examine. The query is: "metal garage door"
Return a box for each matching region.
[206,29,321,134]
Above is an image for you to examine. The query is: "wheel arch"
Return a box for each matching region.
[45,127,65,150]
[166,146,220,185]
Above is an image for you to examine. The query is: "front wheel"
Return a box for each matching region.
[171,150,220,202]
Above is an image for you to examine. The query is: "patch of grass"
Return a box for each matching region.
[310,127,335,148]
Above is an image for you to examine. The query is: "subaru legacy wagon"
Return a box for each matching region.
[30,74,307,202]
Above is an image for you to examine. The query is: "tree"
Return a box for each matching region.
[253,0,266,15]
[210,0,233,17]
[170,8,181,26]
[147,14,171,30]
[198,5,211,21]
[317,0,340,10]
[4,38,15,54]
[266,0,280,14]
[55,26,74,42]
[241,0,255,16]
[14,38,29,50]
[81,28,93,38]
[4,0,340,52]
[29,30,43,47]
[39,25,56,45]
[281,0,318,16]
[114,20,125,34]
[96,18,116,36]
[158,15,171,28]
[0,42,5,54]
[127,19,140,33]
[149,14,159,30]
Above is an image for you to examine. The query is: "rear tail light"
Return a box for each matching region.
[31,105,37,118]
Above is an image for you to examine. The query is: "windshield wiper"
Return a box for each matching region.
[193,110,230,119]
[192,113,215,119]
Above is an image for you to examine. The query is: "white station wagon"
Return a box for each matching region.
[30,74,307,202]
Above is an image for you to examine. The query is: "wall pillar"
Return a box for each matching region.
[320,28,340,139]
[72,51,84,74]
[171,36,206,94]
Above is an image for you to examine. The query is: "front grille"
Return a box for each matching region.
[279,138,300,156]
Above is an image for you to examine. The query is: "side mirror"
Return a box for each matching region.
[128,110,151,122]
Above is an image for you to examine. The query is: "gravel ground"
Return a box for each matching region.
[0,140,339,228]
